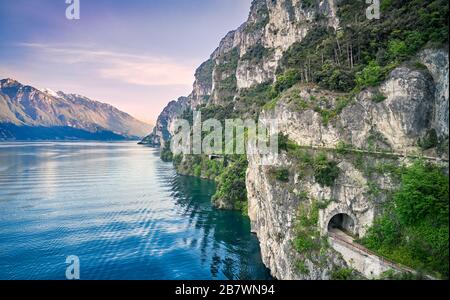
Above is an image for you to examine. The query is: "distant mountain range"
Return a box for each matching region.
[0,78,152,140]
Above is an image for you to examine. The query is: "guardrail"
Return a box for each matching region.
[297,144,449,163]
[329,231,416,274]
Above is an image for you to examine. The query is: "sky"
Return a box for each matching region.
[0,0,253,124]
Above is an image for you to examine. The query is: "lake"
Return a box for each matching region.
[0,142,271,280]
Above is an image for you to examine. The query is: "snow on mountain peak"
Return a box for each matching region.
[42,88,59,98]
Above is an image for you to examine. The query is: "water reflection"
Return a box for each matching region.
[0,142,271,280]
[167,174,271,280]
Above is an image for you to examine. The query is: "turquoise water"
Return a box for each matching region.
[0,142,271,280]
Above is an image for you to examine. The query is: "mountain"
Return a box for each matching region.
[141,0,449,279]
[140,0,341,147]
[0,78,152,140]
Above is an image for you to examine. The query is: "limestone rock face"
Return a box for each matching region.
[246,58,449,279]
[246,150,348,280]
[189,60,214,109]
[141,97,189,148]
[419,48,449,138]
[224,0,340,91]
[140,0,340,145]
[262,65,438,153]
[371,67,435,150]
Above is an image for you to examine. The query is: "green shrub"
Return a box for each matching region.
[294,201,321,254]
[313,107,332,126]
[241,43,272,64]
[263,98,279,111]
[294,235,317,252]
[316,199,334,209]
[278,133,290,152]
[237,82,278,112]
[173,154,183,168]
[361,161,449,278]
[362,207,401,250]
[160,142,173,162]
[313,96,353,126]
[194,165,202,177]
[271,168,290,182]
[295,149,313,165]
[335,141,352,154]
[412,61,428,70]
[418,129,438,150]
[380,0,393,11]
[274,69,301,93]
[355,61,383,88]
[388,40,410,61]
[335,96,353,114]
[404,31,425,53]
[313,153,340,187]
[215,48,239,73]
[216,75,237,101]
[295,99,309,110]
[316,66,356,92]
[212,155,248,212]
[296,191,309,201]
[295,261,310,275]
[394,161,448,226]
[315,161,339,187]
[331,268,356,280]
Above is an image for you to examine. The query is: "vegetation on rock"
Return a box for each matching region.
[277,0,448,93]
[160,142,173,162]
[313,152,340,187]
[212,155,248,214]
[361,161,449,278]
[241,44,273,64]
[269,168,290,183]
[294,201,321,253]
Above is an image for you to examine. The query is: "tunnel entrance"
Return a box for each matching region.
[328,213,355,235]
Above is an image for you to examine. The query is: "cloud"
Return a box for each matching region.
[99,60,195,86]
[17,42,196,86]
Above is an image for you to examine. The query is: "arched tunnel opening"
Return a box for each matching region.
[328,213,355,235]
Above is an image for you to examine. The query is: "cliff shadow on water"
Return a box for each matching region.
[154,159,273,280]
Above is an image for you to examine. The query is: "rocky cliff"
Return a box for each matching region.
[247,48,449,279]
[140,0,339,145]
[141,0,449,279]
[0,78,152,140]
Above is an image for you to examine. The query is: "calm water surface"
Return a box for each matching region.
[0,142,271,280]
